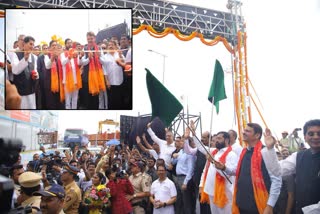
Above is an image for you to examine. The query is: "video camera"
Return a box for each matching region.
[38,154,65,185]
[112,163,127,179]
[0,138,25,213]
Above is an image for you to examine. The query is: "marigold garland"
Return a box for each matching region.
[133,24,234,53]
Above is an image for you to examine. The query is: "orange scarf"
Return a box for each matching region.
[200,146,232,208]
[232,141,269,214]
[64,50,75,93]
[51,56,59,93]
[74,54,82,90]
[87,44,105,95]
[50,56,64,102]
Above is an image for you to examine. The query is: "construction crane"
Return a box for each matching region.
[98,119,119,134]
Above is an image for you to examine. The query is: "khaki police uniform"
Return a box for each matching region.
[18,171,42,214]
[63,180,82,214]
[129,172,151,214]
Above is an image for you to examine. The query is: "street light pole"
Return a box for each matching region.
[148,49,167,84]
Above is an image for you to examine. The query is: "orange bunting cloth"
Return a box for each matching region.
[200,146,232,207]
[87,44,105,95]
[232,141,269,214]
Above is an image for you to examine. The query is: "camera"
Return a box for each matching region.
[0,138,24,213]
[111,163,127,179]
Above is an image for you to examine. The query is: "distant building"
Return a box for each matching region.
[96,20,130,44]
[0,111,59,150]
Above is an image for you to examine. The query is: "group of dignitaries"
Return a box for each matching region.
[6,32,132,110]
[10,119,320,214]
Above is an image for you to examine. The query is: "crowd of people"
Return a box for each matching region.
[8,119,320,214]
[5,32,132,110]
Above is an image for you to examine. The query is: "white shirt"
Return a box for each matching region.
[100,52,124,85]
[12,52,37,75]
[226,147,282,207]
[151,178,177,214]
[60,52,78,84]
[199,147,238,199]
[278,151,297,177]
[231,141,243,157]
[147,128,176,168]
[148,149,159,160]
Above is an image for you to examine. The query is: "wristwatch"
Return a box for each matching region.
[133,194,137,198]
[163,202,167,207]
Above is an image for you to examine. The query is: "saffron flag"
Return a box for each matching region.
[146,68,183,127]
[208,60,227,114]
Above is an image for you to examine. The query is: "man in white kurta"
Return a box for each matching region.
[60,38,80,109]
[197,132,238,214]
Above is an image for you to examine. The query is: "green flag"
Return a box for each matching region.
[146,68,183,127]
[208,60,227,114]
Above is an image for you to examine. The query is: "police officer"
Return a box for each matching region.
[60,164,82,214]
[128,161,151,214]
[34,184,65,214]
[18,171,42,213]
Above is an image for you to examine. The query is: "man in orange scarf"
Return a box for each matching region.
[44,40,63,109]
[79,31,105,109]
[61,38,81,109]
[196,131,238,214]
[215,123,282,214]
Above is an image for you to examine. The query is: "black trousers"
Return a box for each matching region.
[107,85,124,110]
[79,82,99,109]
[44,88,62,109]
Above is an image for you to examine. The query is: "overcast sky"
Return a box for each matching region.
[3,1,320,140]
[60,0,320,139]
[6,9,131,49]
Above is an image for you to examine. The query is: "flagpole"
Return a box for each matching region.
[181,118,232,184]
[208,97,215,144]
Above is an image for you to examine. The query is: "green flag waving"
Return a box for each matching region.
[208,60,227,114]
[146,68,183,127]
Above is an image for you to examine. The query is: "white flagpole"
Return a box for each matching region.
[209,97,215,144]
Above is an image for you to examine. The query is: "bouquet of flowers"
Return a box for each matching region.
[84,184,111,214]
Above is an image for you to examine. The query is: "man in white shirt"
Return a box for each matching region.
[60,38,80,109]
[150,165,177,214]
[12,36,39,109]
[198,131,238,214]
[147,122,176,171]
[100,40,125,109]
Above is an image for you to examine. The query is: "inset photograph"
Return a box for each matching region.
[5,9,132,110]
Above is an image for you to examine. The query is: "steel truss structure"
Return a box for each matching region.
[1,0,243,43]
[1,0,251,143]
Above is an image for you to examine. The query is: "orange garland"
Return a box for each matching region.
[133,24,234,53]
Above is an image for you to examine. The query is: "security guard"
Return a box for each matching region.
[18,171,42,213]
[128,161,151,214]
[34,184,65,214]
[60,164,82,214]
